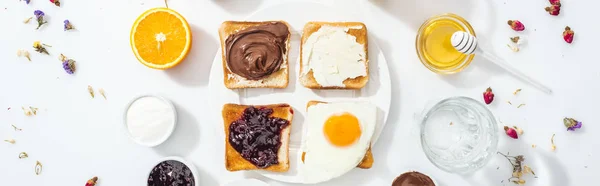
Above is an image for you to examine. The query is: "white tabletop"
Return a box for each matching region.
[0,0,596,185]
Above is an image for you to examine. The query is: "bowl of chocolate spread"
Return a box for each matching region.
[392,171,437,186]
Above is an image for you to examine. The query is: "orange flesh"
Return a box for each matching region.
[132,10,188,65]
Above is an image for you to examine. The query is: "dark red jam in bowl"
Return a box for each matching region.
[148,160,195,186]
[229,106,290,168]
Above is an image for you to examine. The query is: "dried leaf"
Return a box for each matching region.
[23,17,32,24]
[19,152,28,159]
[517,104,526,108]
[551,134,556,151]
[513,89,522,95]
[4,139,15,144]
[99,88,106,99]
[35,161,42,175]
[88,85,95,98]
[12,124,22,131]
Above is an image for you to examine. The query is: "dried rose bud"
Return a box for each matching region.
[504,126,519,139]
[563,26,574,44]
[483,87,495,104]
[507,20,525,31]
[549,0,561,6]
[50,0,60,7]
[85,176,98,186]
[545,5,561,16]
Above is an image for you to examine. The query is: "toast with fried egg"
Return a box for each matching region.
[306,101,374,169]
[300,22,369,89]
[222,103,293,172]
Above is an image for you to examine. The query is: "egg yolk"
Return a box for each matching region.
[323,113,361,147]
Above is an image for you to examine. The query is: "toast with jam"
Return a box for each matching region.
[222,103,293,172]
[219,21,291,89]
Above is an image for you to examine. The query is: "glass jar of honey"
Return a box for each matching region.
[416,13,476,74]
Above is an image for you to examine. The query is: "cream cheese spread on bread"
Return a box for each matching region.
[301,25,366,87]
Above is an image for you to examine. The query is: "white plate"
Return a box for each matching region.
[208,1,392,184]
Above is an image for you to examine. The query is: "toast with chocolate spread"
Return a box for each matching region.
[219,21,291,89]
[222,103,293,172]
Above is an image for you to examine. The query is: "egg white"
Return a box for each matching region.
[301,102,377,183]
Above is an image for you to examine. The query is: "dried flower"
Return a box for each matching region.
[510,36,520,43]
[563,26,574,44]
[4,139,16,144]
[33,41,50,55]
[563,117,582,131]
[504,126,519,139]
[551,134,556,151]
[483,87,495,104]
[549,0,561,6]
[545,4,561,16]
[22,106,38,116]
[35,161,42,175]
[88,85,95,98]
[498,152,529,183]
[532,144,536,148]
[99,88,106,99]
[50,0,60,7]
[33,10,47,29]
[23,17,33,24]
[59,54,76,74]
[507,20,525,31]
[507,101,512,105]
[507,44,520,52]
[513,126,524,135]
[63,20,74,31]
[19,152,29,159]
[517,103,526,108]
[85,177,99,186]
[17,49,31,61]
[21,0,31,4]
[12,124,22,131]
[513,89,522,95]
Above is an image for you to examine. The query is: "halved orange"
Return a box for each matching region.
[130,8,192,69]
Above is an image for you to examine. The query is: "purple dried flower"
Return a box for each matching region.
[63,20,74,31]
[62,59,76,74]
[564,117,582,131]
[23,0,31,4]
[33,10,47,29]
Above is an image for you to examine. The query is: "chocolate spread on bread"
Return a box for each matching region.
[225,22,289,80]
[392,171,435,186]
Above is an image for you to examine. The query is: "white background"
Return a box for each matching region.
[0,0,597,185]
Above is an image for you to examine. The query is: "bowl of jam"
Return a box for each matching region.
[148,156,198,186]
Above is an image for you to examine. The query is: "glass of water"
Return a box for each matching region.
[419,96,498,174]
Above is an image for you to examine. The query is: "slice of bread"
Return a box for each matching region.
[305,101,374,169]
[222,103,293,172]
[300,22,369,89]
[219,21,291,89]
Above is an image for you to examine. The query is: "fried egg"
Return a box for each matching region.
[301,102,376,183]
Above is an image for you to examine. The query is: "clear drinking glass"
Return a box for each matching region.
[419,96,498,174]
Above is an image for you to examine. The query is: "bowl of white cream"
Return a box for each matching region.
[124,95,177,147]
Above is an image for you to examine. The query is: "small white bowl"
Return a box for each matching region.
[124,95,177,147]
[222,178,270,186]
[148,156,199,186]
[393,170,439,186]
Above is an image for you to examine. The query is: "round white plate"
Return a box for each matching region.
[208,1,392,184]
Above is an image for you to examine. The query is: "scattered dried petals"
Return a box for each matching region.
[4,139,16,144]
[23,17,33,24]
[517,103,526,108]
[507,20,525,31]
[551,134,556,151]
[513,89,522,95]
[88,85,95,98]
[449,122,453,126]
[564,117,582,131]
[21,0,31,4]
[545,4,561,16]
[523,165,536,176]
[563,26,575,44]
[19,152,29,159]
[483,87,495,104]
[17,49,31,61]
[507,44,520,52]
[85,176,99,186]
[510,36,520,43]
[50,0,60,7]
[513,126,524,135]
[532,144,537,148]
[30,107,38,115]
[99,88,106,99]
[12,124,22,131]
[504,126,519,139]
[35,161,42,175]
[507,101,513,105]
